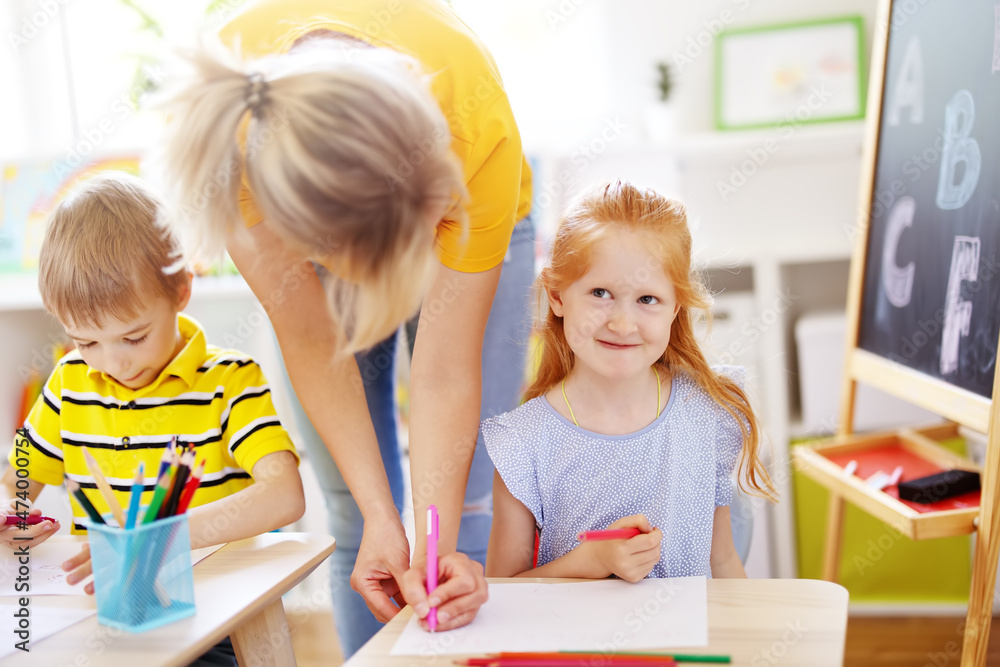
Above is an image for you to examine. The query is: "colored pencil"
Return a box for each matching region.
[157,438,176,480]
[81,447,126,528]
[3,515,57,525]
[460,653,729,665]
[175,459,205,515]
[125,462,144,529]
[561,652,730,663]
[65,477,105,525]
[161,449,194,519]
[576,528,642,541]
[455,660,676,667]
[502,655,675,663]
[141,470,172,524]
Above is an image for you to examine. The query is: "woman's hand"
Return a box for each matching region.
[400,551,489,631]
[586,514,662,583]
[62,543,94,595]
[350,513,412,622]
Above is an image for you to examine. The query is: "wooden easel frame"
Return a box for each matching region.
[807,0,1000,664]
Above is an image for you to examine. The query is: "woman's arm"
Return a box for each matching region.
[225,222,411,620]
[408,262,502,553]
[398,261,499,629]
[710,505,747,578]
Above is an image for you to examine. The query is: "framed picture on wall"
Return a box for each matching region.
[714,16,866,130]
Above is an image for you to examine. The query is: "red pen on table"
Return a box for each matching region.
[427,505,439,632]
[4,515,57,525]
[577,527,641,541]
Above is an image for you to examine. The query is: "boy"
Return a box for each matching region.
[0,172,305,596]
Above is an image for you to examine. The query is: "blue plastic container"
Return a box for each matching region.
[86,512,196,632]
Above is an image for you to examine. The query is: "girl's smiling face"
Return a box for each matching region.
[548,229,680,381]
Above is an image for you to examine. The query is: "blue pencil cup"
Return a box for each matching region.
[86,512,196,632]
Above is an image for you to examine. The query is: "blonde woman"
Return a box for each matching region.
[157,0,534,655]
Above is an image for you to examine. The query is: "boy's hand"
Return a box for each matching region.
[587,514,662,583]
[61,543,94,595]
[401,551,489,632]
[0,505,59,547]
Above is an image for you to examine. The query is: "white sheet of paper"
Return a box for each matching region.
[191,543,225,566]
[0,602,95,659]
[0,541,91,596]
[390,577,708,656]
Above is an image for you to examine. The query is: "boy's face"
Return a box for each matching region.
[63,295,186,390]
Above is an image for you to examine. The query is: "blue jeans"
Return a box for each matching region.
[275,216,535,657]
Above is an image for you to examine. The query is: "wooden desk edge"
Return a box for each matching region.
[178,532,336,663]
[30,532,336,667]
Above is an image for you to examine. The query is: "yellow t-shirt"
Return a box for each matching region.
[220,0,533,273]
[10,314,299,534]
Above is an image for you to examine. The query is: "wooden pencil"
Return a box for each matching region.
[81,447,126,528]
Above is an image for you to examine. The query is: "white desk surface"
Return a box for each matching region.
[1,532,335,666]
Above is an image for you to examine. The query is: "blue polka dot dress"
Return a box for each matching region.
[482,366,746,579]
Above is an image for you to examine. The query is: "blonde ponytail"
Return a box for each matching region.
[154,40,252,266]
[155,37,466,353]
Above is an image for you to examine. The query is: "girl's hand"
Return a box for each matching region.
[62,543,95,595]
[401,551,489,631]
[588,514,662,582]
[0,506,59,547]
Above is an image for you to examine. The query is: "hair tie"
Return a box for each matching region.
[245,72,269,113]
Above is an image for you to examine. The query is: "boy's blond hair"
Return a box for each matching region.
[38,172,188,327]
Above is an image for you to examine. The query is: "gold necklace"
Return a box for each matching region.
[561,367,662,428]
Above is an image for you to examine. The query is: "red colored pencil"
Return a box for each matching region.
[576,528,642,541]
[499,654,676,663]
[175,459,205,515]
[455,659,675,667]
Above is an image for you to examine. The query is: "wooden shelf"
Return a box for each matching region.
[793,423,980,541]
[596,121,866,165]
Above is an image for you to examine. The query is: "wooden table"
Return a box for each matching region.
[347,578,849,667]
[3,532,335,666]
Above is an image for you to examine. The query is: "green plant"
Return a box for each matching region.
[655,62,673,102]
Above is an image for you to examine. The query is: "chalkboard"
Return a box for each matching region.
[858,0,1000,398]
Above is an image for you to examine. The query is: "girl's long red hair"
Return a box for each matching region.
[525,181,776,500]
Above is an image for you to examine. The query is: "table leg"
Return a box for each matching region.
[232,597,297,666]
[822,493,844,582]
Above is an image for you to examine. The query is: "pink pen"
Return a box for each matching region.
[3,515,56,525]
[577,528,642,541]
[426,505,439,632]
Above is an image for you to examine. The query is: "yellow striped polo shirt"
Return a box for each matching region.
[10,314,298,533]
